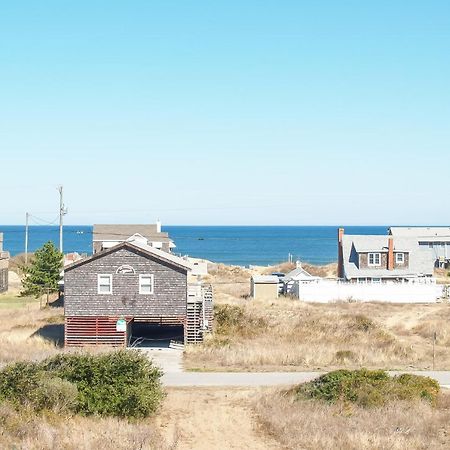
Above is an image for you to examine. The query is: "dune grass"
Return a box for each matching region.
[254,386,450,450]
[186,267,450,371]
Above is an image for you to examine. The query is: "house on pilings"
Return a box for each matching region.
[63,241,213,347]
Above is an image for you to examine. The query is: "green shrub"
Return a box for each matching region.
[349,314,375,332]
[214,304,267,337]
[293,369,439,408]
[0,351,164,418]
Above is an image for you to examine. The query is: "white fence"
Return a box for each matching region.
[294,280,445,304]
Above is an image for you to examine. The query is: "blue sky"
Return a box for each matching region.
[0,1,449,225]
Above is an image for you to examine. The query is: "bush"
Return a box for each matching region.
[335,350,356,362]
[293,369,440,408]
[0,351,164,418]
[214,304,267,337]
[350,315,375,332]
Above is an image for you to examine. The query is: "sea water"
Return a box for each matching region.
[0,225,388,266]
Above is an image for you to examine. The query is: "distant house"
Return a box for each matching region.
[0,233,9,293]
[92,222,175,254]
[64,241,213,346]
[337,228,435,283]
[389,227,450,268]
[283,262,321,294]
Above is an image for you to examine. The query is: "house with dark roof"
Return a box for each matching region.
[92,222,175,254]
[337,228,435,283]
[389,227,450,268]
[64,240,212,346]
[0,233,9,293]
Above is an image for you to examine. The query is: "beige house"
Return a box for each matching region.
[92,222,175,254]
[250,275,279,299]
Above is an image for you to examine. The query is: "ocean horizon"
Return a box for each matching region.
[0,225,390,266]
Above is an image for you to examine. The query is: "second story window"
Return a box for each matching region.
[139,274,154,294]
[98,274,112,294]
[396,253,405,264]
[368,253,381,266]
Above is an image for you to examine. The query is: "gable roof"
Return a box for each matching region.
[284,266,320,281]
[341,235,434,279]
[65,241,192,272]
[389,227,450,239]
[350,235,411,253]
[252,275,280,284]
[92,224,171,242]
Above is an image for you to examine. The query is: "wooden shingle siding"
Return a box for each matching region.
[64,247,187,318]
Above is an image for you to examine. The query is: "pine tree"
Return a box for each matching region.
[21,241,63,297]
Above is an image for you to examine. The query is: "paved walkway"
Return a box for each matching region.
[163,370,450,388]
[136,348,450,388]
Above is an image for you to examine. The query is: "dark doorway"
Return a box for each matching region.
[128,321,184,348]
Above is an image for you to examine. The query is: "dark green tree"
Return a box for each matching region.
[21,241,63,297]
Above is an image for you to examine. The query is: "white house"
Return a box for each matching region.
[283,262,321,295]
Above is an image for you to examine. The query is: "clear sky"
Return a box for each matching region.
[1,1,449,225]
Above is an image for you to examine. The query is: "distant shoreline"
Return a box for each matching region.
[0,225,389,266]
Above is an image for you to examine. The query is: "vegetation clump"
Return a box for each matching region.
[293,369,440,408]
[335,350,356,362]
[0,351,164,418]
[20,241,63,297]
[214,303,267,337]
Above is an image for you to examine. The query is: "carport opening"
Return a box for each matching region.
[128,321,184,348]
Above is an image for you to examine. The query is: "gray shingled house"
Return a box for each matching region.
[92,223,175,254]
[389,226,450,268]
[337,228,435,283]
[64,241,212,346]
[0,233,9,293]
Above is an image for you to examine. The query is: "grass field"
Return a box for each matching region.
[185,263,450,371]
[254,388,450,449]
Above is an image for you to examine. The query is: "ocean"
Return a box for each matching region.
[0,225,388,266]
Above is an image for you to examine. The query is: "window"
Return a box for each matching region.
[368,253,381,266]
[396,253,405,264]
[372,278,381,284]
[139,274,154,294]
[98,274,112,294]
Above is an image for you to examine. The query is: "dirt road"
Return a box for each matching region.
[157,388,280,450]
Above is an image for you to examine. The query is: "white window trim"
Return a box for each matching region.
[368,252,381,267]
[396,253,405,264]
[139,274,154,295]
[98,274,112,294]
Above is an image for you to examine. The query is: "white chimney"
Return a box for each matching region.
[156,219,162,233]
[296,260,302,269]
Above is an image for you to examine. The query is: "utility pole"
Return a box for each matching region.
[58,185,68,254]
[25,212,29,264]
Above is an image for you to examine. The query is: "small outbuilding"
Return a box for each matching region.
[250,275,279,299]
[283,262,321,295]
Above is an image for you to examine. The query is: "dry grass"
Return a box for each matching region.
[157,387,279,450]
[254,388,450,450]
[0,403,172,450]
[185,273,450,370]
[0,293,64,365]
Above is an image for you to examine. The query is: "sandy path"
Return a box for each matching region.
[157,387,281,450]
